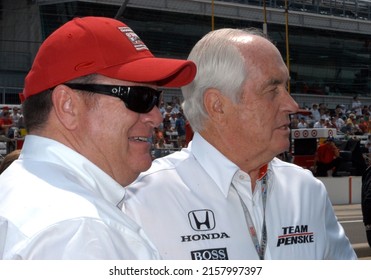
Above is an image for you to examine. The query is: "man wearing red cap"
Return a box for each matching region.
[0,16,196,259]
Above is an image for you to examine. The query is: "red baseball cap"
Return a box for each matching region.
[23,16,197,99]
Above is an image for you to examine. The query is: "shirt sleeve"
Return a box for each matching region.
[324,197,358,260]
[3,217,159,260]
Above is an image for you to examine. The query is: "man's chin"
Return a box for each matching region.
[140,153,153,170]
[275,144,290,156]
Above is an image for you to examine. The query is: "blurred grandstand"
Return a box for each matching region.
[1,0,371,107]
[1,1,371,157]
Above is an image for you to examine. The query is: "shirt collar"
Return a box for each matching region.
[192,133,239,197]
[21,135,126,207]
[191,133,270,197]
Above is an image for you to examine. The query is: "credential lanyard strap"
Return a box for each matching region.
[232,174,268,260]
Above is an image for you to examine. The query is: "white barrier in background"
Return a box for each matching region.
[291,128,337,139]
[318,176,362,205]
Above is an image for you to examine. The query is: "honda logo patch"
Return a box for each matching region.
[188,209,215,231]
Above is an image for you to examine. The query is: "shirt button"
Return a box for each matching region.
[239,175,244,180]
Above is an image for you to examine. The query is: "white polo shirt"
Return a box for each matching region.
[125,133,357,260]
[0,135,160,260]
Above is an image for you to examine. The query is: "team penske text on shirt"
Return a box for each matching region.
[277,225,314,247]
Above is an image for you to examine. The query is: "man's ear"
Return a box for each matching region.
[51,85,79,130]
[203,89,226,124]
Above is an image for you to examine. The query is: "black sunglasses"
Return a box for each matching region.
[65,84,162,114]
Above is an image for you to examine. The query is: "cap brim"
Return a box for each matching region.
[98,57,196,88]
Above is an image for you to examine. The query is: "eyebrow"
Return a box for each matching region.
[262,78,282,88]
[264,75,291,86]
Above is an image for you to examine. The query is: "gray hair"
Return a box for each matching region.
[181,28,266,132]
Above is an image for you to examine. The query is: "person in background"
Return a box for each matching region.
[313,116,325,128]
[125,28,356,260]
[297,117,308,129]
[169,112,177,131]
[0,111,13,137]
[310,103,320,123]
[158,101,166,118]
[324,117,334,129]
[314,137,341,177]
[0,16,196,259]
[318,103,330,119]
[0,106,10,118]
[352,95,362,117]
[289,113,299,129]
[162,105,173,118]
[10,107,21,128]
[334,113,345,131]
[327,116,338,130]
[362,105,370,116]
[350,116,363,135]
[175,112,186,148]
[358,117,368,134]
